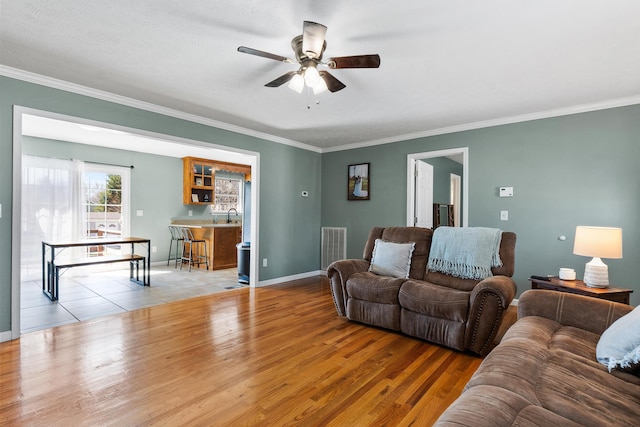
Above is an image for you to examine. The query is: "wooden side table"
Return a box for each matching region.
[528,277,633,305]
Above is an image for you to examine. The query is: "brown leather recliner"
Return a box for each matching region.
[327,226,517,356]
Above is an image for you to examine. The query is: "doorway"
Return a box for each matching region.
[406,148,468,228]
[11,106,260,338]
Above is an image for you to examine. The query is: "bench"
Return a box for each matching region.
[42,237,151,301]
[47,254,146,301]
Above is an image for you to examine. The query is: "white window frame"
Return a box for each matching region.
[83,163,131,248]
[211,175,244,214]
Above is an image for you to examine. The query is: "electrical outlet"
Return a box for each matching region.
[262,258,268,267]
[136,210,144,217]
[188,210,193,217]
[152,246,157,253]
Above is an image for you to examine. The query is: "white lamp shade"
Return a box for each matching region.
[304,65,321,87]
[573,226,622,259]
[311,77,328,94]
[287,73,304,93]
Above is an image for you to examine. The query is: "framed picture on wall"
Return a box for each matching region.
[348,163,370,200]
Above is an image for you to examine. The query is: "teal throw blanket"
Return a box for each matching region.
[428,227,503,280]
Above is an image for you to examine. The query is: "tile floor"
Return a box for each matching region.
[20,263,245,334]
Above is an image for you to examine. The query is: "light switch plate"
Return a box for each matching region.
[500,210,509,221]
[136,210,144,216]
[499,187,514,197]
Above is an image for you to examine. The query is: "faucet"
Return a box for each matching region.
[210,205,216,223]
[227,208,238,223]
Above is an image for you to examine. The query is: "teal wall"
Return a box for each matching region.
[0,76,322,334]
[322,105,640,306]
[421,157,463,205]
[3,73,639,336]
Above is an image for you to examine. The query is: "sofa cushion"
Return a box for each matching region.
[347,298,401,331]
[537,353,640,426]
[461,316,640,426]
[346,272,405,304]
[435,385,583,427]
[363,227,433,280]
[399,280,469,322]
[597,304,640,374]
[368,239,415,278]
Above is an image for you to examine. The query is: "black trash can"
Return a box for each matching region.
[237,242,250,284]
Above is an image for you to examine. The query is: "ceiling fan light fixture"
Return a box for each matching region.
[238,20,380,95]
[312,77,328,95]
[288,73,304,93]
[304,64,321,87]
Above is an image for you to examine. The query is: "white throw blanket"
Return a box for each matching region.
[427,227,503,280]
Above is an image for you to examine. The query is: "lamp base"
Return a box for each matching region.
[583,257,609,288]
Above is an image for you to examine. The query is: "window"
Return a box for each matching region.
[211,173,244,213]
[82,164,130,255]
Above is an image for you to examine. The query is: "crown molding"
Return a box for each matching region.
[0,65,322,154]
[3,65,639,155]
[322,94,640,153]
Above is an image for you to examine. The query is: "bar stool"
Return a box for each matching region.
[167,226,184,268]
[180,227,209,271]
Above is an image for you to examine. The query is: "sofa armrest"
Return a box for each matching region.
[326,259,370,316]
[518,289,633,335]
[465,275,517,355]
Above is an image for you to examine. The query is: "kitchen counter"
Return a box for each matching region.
[173,223,240,228]
[171,221,241,269]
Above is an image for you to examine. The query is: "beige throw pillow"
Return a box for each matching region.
[368,239,415,279]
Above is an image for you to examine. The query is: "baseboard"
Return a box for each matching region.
[150,262,324,289]
[257,270,325,287]
[0,330,13,343]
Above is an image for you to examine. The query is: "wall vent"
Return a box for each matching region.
[321,227,347,270]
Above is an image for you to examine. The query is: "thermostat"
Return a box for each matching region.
[499,187,514,197]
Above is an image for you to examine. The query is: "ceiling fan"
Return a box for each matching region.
[238,21,381,94]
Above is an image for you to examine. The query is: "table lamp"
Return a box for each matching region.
[573,226,622,288]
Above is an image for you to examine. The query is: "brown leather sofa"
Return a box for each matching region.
[327,226,517,356]
[435,290,640,426]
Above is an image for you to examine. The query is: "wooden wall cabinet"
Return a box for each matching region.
[183,157,252,205]
[183,157,214,205]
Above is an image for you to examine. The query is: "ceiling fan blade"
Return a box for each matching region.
[319,71,346,93]
[327,54,381,69]
[237,46,292,63]
[265,71,297,87]
[302,21,327,59]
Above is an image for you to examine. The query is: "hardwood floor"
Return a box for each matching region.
[1,277,492,426]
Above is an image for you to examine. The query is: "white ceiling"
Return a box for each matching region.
[21,113,255,163]
[2,1,640,152]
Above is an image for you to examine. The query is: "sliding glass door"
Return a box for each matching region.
[21,156,130,279]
